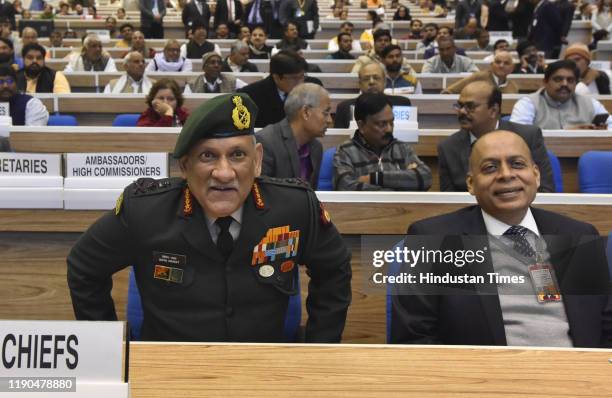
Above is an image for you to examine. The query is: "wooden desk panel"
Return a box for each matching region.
[128,343,612,397]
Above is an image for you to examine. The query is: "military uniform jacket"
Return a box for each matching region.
[67,176,352,343]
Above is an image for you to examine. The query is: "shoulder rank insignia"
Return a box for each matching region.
[183,186,193,216]
[251,182,265,209]
[115,192,124,216]
[232,95,251,130]
[320,203,331,227]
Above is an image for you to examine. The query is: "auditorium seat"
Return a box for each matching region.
[112,114,142,127]
[578,151,612,193]
[317,147,337,191]
[47,114,78,126]
[548,150,564,193]
[126,266,303,342]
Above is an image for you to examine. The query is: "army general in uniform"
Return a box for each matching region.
[67,93,352,342]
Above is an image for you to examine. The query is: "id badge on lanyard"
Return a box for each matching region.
[527,239,561,303]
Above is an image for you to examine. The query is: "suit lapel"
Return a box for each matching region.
[462,207,507,345]
[279,120,300,178]
[457,130,472,181]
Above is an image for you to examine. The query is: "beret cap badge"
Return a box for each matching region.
[232,95,251,130]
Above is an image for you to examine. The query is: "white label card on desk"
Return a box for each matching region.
[0,153,61,176]
[0,320,126,382]
[393,106,418,123]
[65,153,168,178]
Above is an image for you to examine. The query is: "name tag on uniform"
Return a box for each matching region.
[153,251,187,283]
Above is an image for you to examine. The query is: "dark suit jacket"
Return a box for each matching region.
[221,59,259,72]
[334,95,412,129]
[391,205,612,347]
[279,0,319,39]
[139,0,167,27]
[238,75,285,128]
[214,0,244,32]
[455,0,482,28]
[437,120,554,193]
[181,1,211,31]
[256,118,323,189]
[528,0,562,53]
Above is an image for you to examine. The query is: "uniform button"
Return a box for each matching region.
[226,307,234,317]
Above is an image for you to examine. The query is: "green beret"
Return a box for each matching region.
[173,93,259,158]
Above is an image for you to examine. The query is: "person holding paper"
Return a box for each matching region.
[67,92,352,342]
[333,92,432,191]
[391,130,612,347]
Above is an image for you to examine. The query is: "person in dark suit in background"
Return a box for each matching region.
[527,0,563,58]
[391,130,612,348]
[238,50,306,128]
[214,0,244,35]
[334,62,411,129]
[221,40,259,72]
[455,0,482,29]
[438,80,554,192]
[139,0,166,39]
[256,83,330,189]
[279,0,319,40]
[181,0,211,36]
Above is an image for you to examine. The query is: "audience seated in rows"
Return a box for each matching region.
[327,32,355,60]
[0,65,48,126]
[327,21,362,52]
[185,52,245,93]
[64,34,117,72]
[128,30,156,59]
[105,52,154,94]
[17,43,70,94]
[248,26,273,59]
[334,62,411,128]
[422,37,479,73]
[563,42,611,95]
[438,80,553,192]
[180,22,221,59]
[257,83,331,189]
[352,29,417,77]
[115,23,135,48]
[333,93,432,191]
[136,78,189,127]
[146,39,192,72]
[221,40,258,72]
[381,44,422,94]
[443,50,517,94]
[511,60,612,130]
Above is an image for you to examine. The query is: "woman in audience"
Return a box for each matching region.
[248,26,273,59]
[137,79,190,127]
[393,5,411,20]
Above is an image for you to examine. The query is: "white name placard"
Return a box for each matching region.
[0,153,61,176]
[65,153,168,179]
[0,320,126,381]
[393,106,418,123]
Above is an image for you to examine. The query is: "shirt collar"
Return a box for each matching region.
[491,73,507,88]
[205,206,244,231]
[469,120,499,143]
[481,208,540,237]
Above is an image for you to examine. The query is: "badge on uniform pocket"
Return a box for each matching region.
[153,251,187,284]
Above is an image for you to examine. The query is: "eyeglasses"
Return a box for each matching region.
[0,78,15,85]
[452,101,483,112]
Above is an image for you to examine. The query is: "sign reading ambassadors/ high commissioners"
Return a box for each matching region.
[0,321,128,397]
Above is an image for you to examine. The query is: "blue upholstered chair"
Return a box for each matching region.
[547,150,564,193]
[127,267,302,341]
[112,114,141,127]
[47,114,78,126]
[317,147,337,191]
[578,151,612,193]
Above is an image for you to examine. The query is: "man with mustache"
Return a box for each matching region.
[391,130,612,347]
[0,65,48,126]
[16,43,71,94]
[510,60,612,129]
[333,92,432,191]
[67,93,351,342]
[381,44,422,95]
[64,34,117,72]
[0,37,22,69]
[438,80,553,192]
[104,51,154,94]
